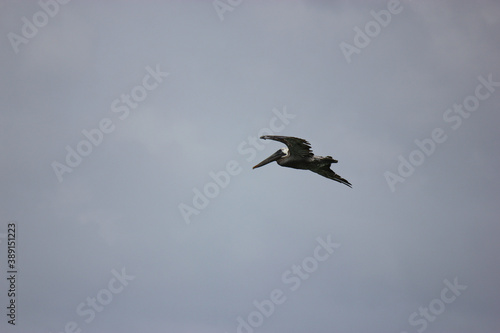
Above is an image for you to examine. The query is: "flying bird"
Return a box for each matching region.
[253,135,352,187]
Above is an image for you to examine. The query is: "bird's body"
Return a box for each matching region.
[253,135,352,187]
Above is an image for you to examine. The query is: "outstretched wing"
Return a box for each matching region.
[311,166,352,188]
[260,135,313,158]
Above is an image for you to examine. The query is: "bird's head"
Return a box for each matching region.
[252,148,287,169]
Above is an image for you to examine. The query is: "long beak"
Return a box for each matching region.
[253,150,284,169]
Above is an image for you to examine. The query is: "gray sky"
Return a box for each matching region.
[1,1,499,332]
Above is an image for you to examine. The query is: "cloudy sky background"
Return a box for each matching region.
[1,1,499,332]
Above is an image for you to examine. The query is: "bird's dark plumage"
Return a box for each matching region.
[253,135,352,187]
[262,136,314,159]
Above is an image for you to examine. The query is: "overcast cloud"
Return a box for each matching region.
[1,1,499,332]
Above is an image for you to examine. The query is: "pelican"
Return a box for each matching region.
[252,135,352,187]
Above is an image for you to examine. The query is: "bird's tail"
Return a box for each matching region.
[326,156,338,163]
